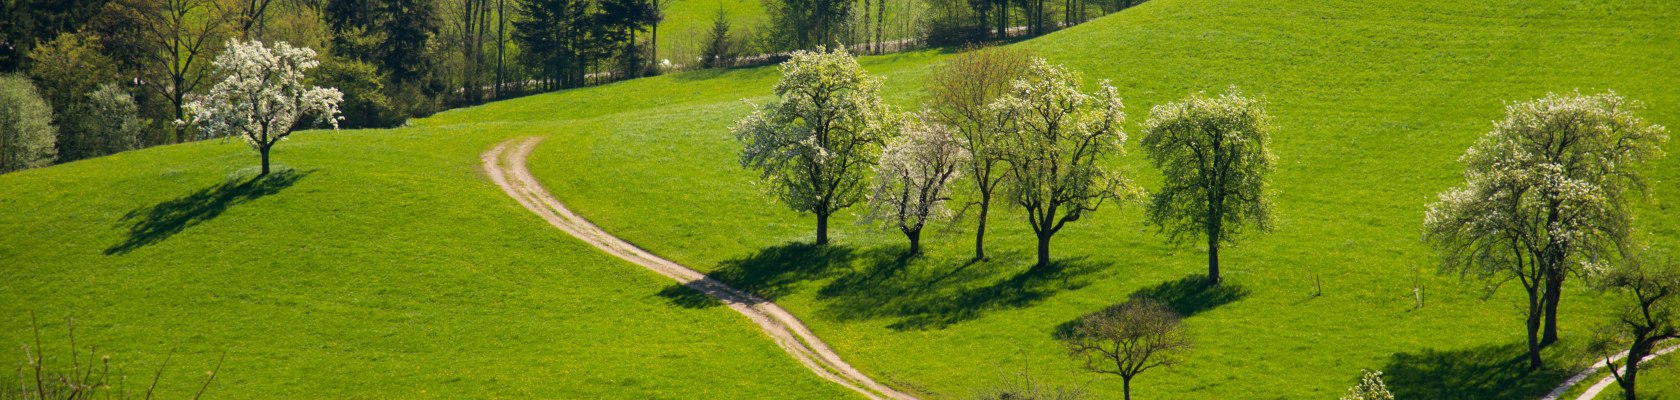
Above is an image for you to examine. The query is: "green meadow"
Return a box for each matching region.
[5,0,1679,398]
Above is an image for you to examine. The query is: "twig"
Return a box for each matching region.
[191,353,226,400]
[143,346,176,400]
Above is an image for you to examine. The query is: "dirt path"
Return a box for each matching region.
[1542,344,1680,400]
[483,137,917,400]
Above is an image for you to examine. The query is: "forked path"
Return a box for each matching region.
[483,137,917,400]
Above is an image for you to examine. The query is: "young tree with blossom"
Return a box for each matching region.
[1141,88,1277,285]
[186,39,343,176]
[992,58,1134,269]
[734,47,897,245]
[1425,91,1667,369]
[1339,369,1393,400]
[866,114,969,255]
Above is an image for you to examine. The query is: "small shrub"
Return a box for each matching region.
[1340,369,1394,400]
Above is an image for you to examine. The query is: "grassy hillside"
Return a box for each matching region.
[5,0,1678,398]
[423,0,1680,398]
[0,130,852,398]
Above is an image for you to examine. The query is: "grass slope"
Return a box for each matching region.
[417,0,1680,398]
[0,129,851,398]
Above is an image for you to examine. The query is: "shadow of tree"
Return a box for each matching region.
[817,249,1108,331]
[657,242,854,308]
[1383,342,1572,399]
[105,169,310,255]
[1050,274,1249,340]
[1125,274,1249,317]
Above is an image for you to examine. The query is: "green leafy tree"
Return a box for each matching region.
[325,0,438,86]
[0,0,112,71]
[925,46,1032,261]
[62,84,149,159]
[0,74,57,173]
[313,54,399,128]
[1425,91,1668,369]
[991,58,1134,268]
[27,31,124,162]
[1141,88,1277,285]
[700,8,739,68]
[735,47,897,245]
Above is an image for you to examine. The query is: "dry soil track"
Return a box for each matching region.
[482,137,917,400]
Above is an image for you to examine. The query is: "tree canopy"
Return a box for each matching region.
[735,47,897,245]
[1141,87,1276,284]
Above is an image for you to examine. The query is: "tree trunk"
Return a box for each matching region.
[1542,269,1563,346]
[1621,347,1642,400]
[1206,207,1222,284]
[906,228,921,255]
[861,0,871,52]
[173,93,187,143]
[259,144,271,176]
[650,0,659,66]
[1207,233,1221,284]
[875,0,885,52]
[1035,231,1052,268]
[496,0,505,99]
[1122,375,1133,400]
[816,212,830,245]
[973,195,990,261]
[1526,288,1544,370]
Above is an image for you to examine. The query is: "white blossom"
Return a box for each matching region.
[185,39,343,174]
[865,114,969,253]
[733,46,899,243]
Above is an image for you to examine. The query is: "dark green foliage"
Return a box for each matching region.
[598,0,658,77]
[0,0,111,72]
[760,0,853,50]
[513,0,654,88]
[325,0,437,86]
[514,0,600,89]
[700,8,739,68]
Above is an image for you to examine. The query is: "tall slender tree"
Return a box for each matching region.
[924,46,1032,261]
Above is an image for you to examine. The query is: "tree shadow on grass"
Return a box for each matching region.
[105,169,310,255]
[1051,273,1249,339]
[1125,274,1249,317]
[657,242,854,308]
[1382,342,1572,399]
[816,249,1108,331]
